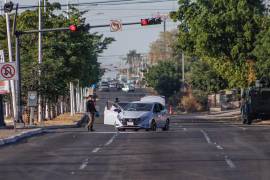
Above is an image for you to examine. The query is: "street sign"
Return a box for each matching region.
[0,81,9,94]
[110,20,122,32]
[0,62,17,81]
[27,91,38,107]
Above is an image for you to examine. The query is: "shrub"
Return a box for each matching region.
[181,94,202,112]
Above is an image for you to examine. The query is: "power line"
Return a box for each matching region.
[1,0,177,11]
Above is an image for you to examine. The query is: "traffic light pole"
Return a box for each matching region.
[90,22,141,28]
[15,32,23,124]
[11,20,160,126]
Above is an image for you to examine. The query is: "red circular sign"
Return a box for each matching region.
[1,64,15,79]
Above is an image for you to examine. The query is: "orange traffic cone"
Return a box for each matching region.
[169,105,173,115]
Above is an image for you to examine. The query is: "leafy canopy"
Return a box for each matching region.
[144,61,182,97]
[171,0,265,87]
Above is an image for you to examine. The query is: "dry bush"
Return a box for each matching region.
[181,94,203,112]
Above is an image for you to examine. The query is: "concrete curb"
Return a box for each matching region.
[0,128,44,147]
[171,115,241,122]
[0,115,87,147]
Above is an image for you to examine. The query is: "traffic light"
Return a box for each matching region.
[141,17,162,26]
[141,19,149,26]
[4,1,14,13]
[69,25,77,32]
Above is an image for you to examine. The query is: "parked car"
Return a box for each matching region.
[122,84,135,92]
[241,77,270,124]
[117,83,124,90]
[104,96,169,131]
[109,83,118,91]
[98,81,110,92]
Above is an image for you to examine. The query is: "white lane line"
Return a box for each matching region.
[201,129,212,144]
[105,133,118,146]
[79,159,89,170]
[231,125,247,131]
[216,145,224,150]
[241,127,246,130]
[225,156,236,169]
[92,147,101,153]
[213,142,224,150]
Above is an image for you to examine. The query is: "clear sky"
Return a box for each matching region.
[1,0,179,78]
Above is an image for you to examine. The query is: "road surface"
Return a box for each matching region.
[0,90,270,180]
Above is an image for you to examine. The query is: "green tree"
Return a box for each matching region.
[253,16,270,79]
[144,61,182,97]
[171,0,265,88]
[187,59,228,93]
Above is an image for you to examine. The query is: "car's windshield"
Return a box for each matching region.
[117,102,129,109]
[123,103,153,111]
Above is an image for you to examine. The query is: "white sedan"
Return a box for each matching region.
[122,84,135,92]
[104,96,169,131]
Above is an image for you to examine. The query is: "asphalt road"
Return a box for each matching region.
[1,90,270,180]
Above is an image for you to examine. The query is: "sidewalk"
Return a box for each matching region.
[0,113,85,146]
[173,109,241,121]
[173,109,270,125]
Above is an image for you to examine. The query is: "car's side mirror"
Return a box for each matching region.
[114,109,121,113]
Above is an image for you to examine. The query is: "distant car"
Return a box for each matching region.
[109,83,117,91]
[104,96,169,131]
[99,85,109,92]
[129,84,135,92]
[117,83,124,90]
[122,84,135,92]
[98,81,109,92]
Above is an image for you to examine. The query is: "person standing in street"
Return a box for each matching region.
[86,95,97,131]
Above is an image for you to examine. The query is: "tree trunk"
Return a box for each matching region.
[70,82,75,116]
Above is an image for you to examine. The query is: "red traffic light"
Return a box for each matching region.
[141,19,149,26]
[69,25,77,32]
[141,18,162,26]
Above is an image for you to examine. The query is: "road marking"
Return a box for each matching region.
[231,124,247,131]
[216,145,224,150]
[79,159,89,170]
[183,128,187,131]
[225,156,236,169]
[105,133,118,146]
[92,147,101,153]
[201,129,212,144]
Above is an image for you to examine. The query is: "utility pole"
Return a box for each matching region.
[15,32,22,124]
[163,19,166,59]
[44,0,46,13]
[38,0,43,123]
[66,0,75,116]
[4,0,17,126]
[0,1,2,15]
[67,0,69,18]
